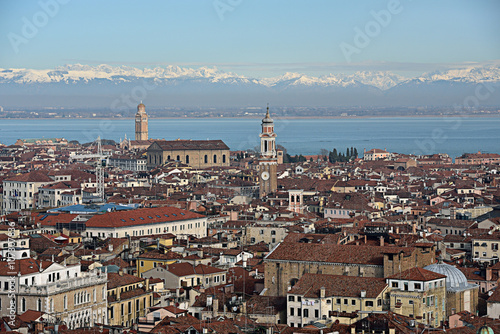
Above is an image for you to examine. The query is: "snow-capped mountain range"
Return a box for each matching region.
[0,64,499,108]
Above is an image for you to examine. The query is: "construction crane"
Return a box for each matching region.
[70,136,108,201]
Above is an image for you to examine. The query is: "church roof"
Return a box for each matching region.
[424,262,478,292]
[150,140,229,151]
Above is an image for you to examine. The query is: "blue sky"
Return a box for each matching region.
[1,0,499,77]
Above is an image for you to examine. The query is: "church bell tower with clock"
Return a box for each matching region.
[259,105,278,198]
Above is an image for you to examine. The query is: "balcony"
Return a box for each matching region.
[18,272,107,295]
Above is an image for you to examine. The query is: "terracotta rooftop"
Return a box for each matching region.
[387,267,447,281]
[85,206,204,228]
[151,140,229,151]
[289,273,387,299]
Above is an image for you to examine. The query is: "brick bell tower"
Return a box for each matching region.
[259,105,278,198]
[135,102,148,141]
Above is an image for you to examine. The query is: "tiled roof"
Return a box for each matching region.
[37,213,77,226]
[85,206,204,228]
[265,242,413,266]
[0,259,55,276]
[167,263,225,277]
[151,140,229,151]
[488,287,500,303]
[289,273,387,298]
[107,272,145,289]
[386,267,446,281]
[5,170,53,182]
[137,250,183,261]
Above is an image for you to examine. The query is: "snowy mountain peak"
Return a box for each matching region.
[0,64,499,90]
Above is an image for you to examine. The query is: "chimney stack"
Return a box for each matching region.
[379,236,384,247]
[486,267,492,281]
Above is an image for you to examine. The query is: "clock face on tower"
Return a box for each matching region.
[261,171,270,181]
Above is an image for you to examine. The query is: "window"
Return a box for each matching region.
[213,155,217,163]
[351,299,356,305]
[222,154,226,163]
[315,309,319,318]
[297,296,301,302]
[414,283,421,290]
[288,296,295,302]
[186,155,190,164]
[365,301,374,307]
[336,298,341,304]
[297,308,301,316]
[140,261,144,267]
[391,281,399,288]
[289,307,294,316]
[303,309,309,317]
[343,299,348,305]
[110,306,114,319]
[204,155,208,163]
[493,243,499,251]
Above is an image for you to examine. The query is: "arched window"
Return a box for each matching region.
[186,155,190,164]
[176,155,180,161]
[37,298,42,311]
[213,155,217,163]
[264,140,268,152]
[204,155,208,164]
[21,297,26,312]
[167,155,171,160]
[222,154,226,163]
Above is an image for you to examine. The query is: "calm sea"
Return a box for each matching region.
[0,117,499,158]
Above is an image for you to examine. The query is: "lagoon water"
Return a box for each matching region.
[0,117,499,158]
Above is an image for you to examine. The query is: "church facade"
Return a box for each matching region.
[146,140,230,169]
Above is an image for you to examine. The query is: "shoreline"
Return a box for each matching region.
[1,114,500,120]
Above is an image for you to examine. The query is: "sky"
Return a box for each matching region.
[1,0,499,77]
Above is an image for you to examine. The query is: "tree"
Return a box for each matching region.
[319,148,329,158]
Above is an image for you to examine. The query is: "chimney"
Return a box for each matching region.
[213,297,219,316]
[379,236,384,247]
[412,222,417,235]
[108,243,114,252]
[486,267,492,281]
[145,277,150,291]
[118,269,124,276]
[320,286,326,298]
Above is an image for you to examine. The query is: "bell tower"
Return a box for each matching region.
[135,102,148,141]
[259,105,278,198]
